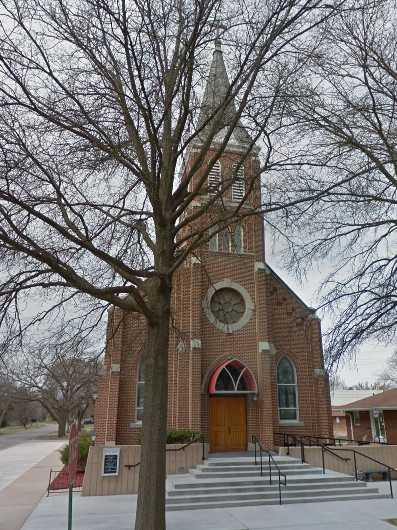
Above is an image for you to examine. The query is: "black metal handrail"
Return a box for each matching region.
[274,432,395,499]
[252,435,287,505]
[322,446,396,499]
[124,435,206,470]
[274,431,386,449]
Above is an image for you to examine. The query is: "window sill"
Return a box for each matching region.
[279,420,304,426]
[128,421,142,428]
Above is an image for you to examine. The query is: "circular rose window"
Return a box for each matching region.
[210,288,246,325]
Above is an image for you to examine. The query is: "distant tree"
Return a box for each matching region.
[0,375,15,427]
[347,381,388,391]
[8,329,98,437]
[377,351,397,388]
[329,373,347,391]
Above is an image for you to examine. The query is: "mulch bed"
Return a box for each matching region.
[49,465,85,491]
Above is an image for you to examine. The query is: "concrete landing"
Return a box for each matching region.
[21,482,397,530]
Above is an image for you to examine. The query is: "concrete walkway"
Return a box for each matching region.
[21,481,397,530]
[0,439,63,492]
[0,448,63,530]
[0,433,65,530]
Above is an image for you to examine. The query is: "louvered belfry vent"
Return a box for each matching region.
[208,160,221,193]
[232,163,245,201]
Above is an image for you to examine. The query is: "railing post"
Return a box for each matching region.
[389,468,394,499]
[321,446,325,474]
[353,451,358,481]
[269,453,272,484]
[278,471,282,505]
[202,436,205,462]
[254,437,257,465]
[260,445,263,476]
[286,435,290,456]
[300,440,305,464]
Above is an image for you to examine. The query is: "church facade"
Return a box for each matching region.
[94,43,333,455]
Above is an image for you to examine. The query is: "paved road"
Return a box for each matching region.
[0,423,58,451]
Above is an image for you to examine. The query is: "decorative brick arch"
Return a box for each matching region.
[203,357,258,395]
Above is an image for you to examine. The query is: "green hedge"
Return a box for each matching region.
[59,431,92,470]
[166,430,200,444]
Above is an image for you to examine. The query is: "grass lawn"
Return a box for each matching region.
[0,421,56,436]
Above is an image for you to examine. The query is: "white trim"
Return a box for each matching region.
[202,280,254,333]
[136,360,145,422]
[208,160,221,193]
[231,163,245,201]
[279,420,304,426]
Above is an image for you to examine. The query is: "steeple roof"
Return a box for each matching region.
[197,40,252,147]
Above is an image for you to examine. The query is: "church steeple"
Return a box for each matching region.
[198,40,252,147]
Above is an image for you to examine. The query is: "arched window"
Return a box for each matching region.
[232,163,245,201]
[208,160,221,193]
[136,360,145,422]
[277,357,298,420]
[208,359,257,394]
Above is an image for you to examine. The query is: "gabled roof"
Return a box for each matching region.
[339,388,397,411]
[331,389,382,407]
[198,39,252,146]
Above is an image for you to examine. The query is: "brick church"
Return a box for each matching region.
[94,41,333,455]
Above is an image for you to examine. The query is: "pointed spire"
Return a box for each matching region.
[197,40,252,146]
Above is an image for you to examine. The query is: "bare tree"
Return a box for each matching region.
[0,1,348,528]
[377,351,397,388]
[8,329,98,437]
[0,375,14,427]
[270,0,397,368]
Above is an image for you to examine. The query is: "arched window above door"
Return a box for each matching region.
[208,359,257,394]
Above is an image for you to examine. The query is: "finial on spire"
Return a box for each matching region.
[213,21,226,53]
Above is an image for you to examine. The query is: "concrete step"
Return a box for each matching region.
[174,475,354,489]
[168,481,369,496]
[198,463,311,472]
[166,493,388,511]
[207,459,295,467]
[166,486,380,505]
[191,468,323,478]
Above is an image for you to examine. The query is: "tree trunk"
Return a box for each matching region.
[0,400,11,427]
[58,416,67,438]
[134,284,171,530]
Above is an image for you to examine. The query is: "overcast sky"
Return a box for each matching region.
[267,240,393,387]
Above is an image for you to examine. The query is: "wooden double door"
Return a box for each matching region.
[209,396,247,452]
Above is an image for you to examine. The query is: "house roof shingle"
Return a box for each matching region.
[338,388,397,411]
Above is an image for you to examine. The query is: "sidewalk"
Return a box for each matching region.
[21,481,397,530]
[0,442,64,530]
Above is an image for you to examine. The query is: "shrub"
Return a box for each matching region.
[166,430,200,444]
[59,431,92,470]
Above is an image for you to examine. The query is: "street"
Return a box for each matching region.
[0,423,58,451]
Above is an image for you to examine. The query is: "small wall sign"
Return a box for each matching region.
[102,447,120,476]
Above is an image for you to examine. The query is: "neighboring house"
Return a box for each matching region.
[331,389,382,440]
[334,389,397,443]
